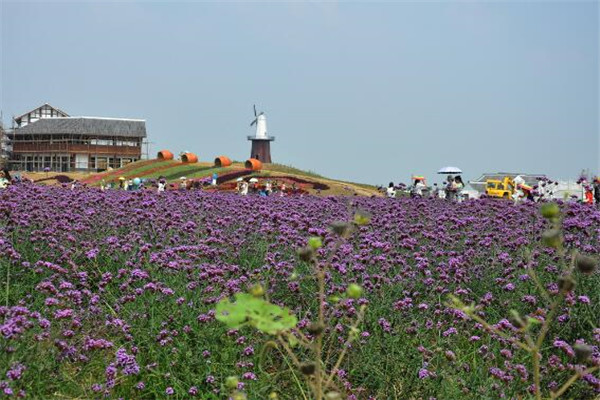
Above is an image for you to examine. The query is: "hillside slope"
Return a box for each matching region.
[73,159,379,196]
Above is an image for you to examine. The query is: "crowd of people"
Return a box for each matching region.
[88,174,304,197]
[236,178,300,197]
[382,175,600,207]
[3,168,600,207]
[385,175,466,201]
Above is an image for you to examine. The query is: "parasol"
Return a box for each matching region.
[437,166,462,174]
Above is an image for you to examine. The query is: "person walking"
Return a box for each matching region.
[157,179,166,193]
[454,176,465,202]
[413,179,426,198]
[0,171,9,189]
[179,177,187,191]
[240,181,249,196]
[386,182,396,198]
[445,176,455,201]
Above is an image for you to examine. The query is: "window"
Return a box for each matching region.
[91,139,113,146]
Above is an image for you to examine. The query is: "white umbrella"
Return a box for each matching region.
[513,175,525,186]
[437,166,462,174]
[180,176,187,180]
[236,177,244,182]
[249,178,259,183]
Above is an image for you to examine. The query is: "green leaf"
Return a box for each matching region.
[215,292,298,335]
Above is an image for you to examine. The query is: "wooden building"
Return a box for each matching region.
[8,104,146,172]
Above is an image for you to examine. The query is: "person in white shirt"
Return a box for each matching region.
[454,176,464,202]
[414,179,426,197]
[157,179,166,193]
[240,181,249,196]
[0,171,9,189]
[386,182,396,198]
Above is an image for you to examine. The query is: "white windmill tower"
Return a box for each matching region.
[247,105,275,163]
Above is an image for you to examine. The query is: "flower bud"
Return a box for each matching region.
[328,295,341,303]
[557,276,575,293]
[575,254,597,275]
[307,323,325,336]
[445,351,456,361]
[249,284,264,297]
[353,210,371,226]
[288,335,299,348]
[231,391,247,400]
[346,284,363,299]
[300,362,316,375]
[574,344,593,362]
[308,237,323,250]
[225,376,239,390]
[541,229,562,249]
[540,203,560,219]
[268,392,279,400]
[297,247,315,262]
[325,392,342,400]
[330,221,353,237]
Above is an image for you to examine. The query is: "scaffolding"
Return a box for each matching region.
[8,132,143,172]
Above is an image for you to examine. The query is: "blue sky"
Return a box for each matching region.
[1,1,598,185]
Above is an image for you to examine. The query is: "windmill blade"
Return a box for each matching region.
[250,118,257,127]
[253,105,257,117]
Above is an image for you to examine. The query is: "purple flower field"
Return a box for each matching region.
[0,185,599,399]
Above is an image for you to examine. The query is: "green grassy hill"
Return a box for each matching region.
[79,159,379,196]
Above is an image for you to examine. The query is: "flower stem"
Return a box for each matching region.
[325,305,367,388]
[550,366,599,399]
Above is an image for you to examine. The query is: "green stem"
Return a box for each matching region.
[551,366,599,399]
[532,347,542,400]
[535,297,562,350]
[276,335,301,368]
[527,268,551,304]
[262,340,309,400]
[324,305,367,388]
[282,353,310,400]
[532,294,563,399]
[315,264,325,400]
[466,312,531,352]
[5,261,9,311]
[314,238,344,400]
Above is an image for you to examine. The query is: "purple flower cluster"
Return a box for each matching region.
[0,185,598,398]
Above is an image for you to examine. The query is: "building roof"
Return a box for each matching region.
[11,117,146,138]
[14,103,70,121]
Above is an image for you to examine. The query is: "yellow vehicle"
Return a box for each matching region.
[486,177,515,199]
